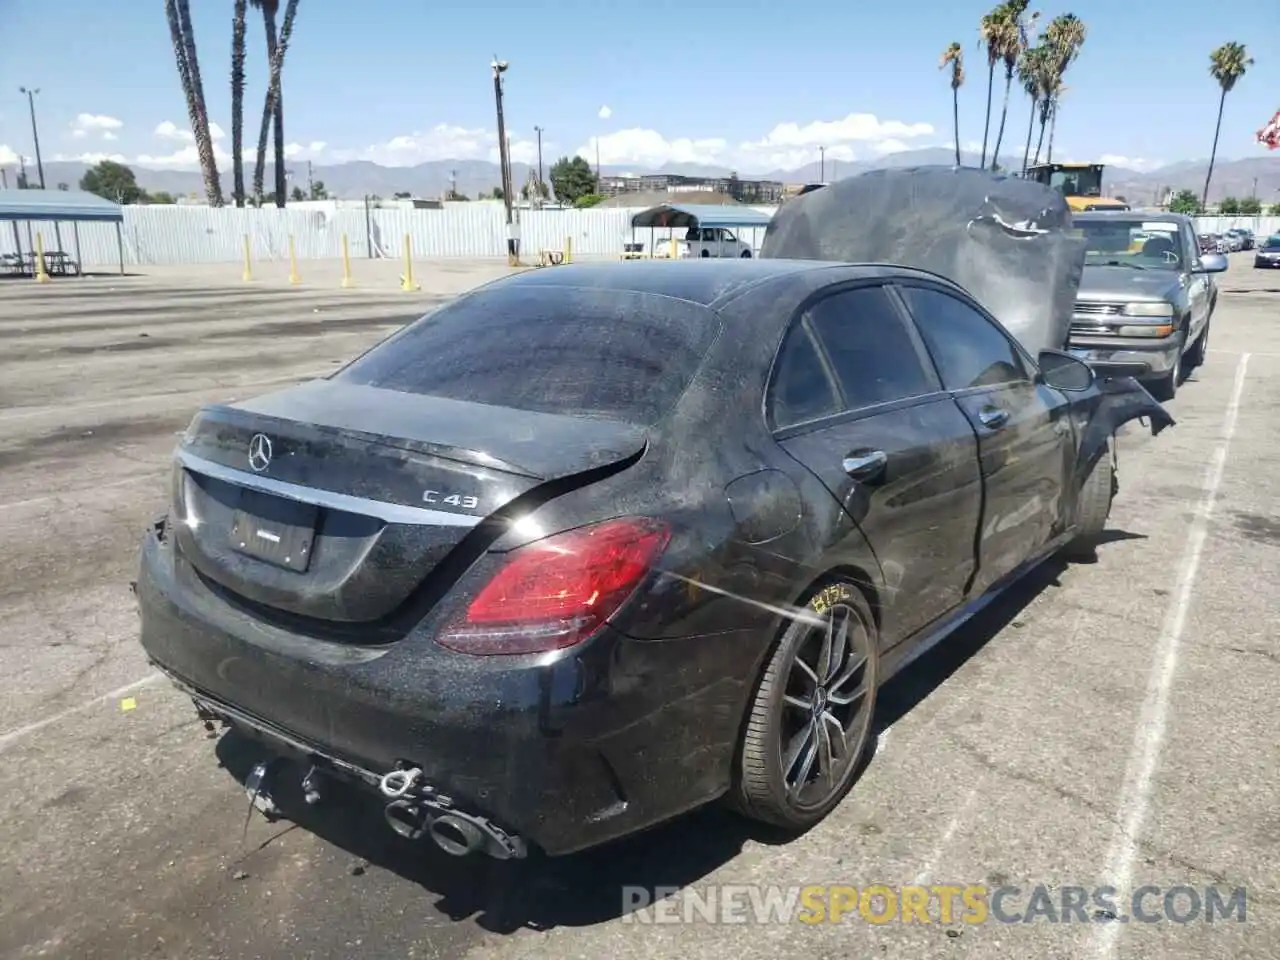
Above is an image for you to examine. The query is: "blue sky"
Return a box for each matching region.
[1,0,1277,176]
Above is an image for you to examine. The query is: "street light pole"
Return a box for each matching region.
[534,125,544,198]
[491,57,517,262]
[819,145,826,183]
[18,86,46,189]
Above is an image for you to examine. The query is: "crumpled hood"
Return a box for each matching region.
[1077,265,1184,302]
[760,165,1086,357]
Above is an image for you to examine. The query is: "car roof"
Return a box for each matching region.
[491,258,963,309]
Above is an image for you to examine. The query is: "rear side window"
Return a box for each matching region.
[336,284,719,425]
[768,324,841,429]
[804,286,935,409]
[898,285,1030,391]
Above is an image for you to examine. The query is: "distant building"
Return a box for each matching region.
[599,172,785,204]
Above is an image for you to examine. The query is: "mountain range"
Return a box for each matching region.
[27,147,1280,206]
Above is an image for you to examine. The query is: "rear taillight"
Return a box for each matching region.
[437,516,671,656]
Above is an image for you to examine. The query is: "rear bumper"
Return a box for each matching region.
[1254,257,1280,268]
[1068,335,1180,379]
[136,518,755,856]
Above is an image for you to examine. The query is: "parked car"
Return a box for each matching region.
[682,226,754,258]
[135,258,1172,862]
[1069,212,1227,401]
[1225,227,1255,251]
[1254,234,1280,268]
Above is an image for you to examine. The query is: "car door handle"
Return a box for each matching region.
[842,449,888,481]
[978,407,1010,430]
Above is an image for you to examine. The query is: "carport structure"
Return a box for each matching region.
[627,202,774,259]
[0,188,125,278]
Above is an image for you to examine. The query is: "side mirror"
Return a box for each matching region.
[1037,349,1096,392]
[1195,252,1229,273]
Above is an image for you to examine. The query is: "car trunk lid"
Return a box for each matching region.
[171,379,648,626]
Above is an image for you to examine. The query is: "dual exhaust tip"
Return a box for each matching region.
[383,799,486,856]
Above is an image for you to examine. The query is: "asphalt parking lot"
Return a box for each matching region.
[0,256,1276,960]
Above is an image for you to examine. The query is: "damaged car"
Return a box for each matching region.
[135,166,1174,862]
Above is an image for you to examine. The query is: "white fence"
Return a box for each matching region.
[2,203,1275,268]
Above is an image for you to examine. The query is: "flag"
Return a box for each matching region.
[1258,109,1280,150]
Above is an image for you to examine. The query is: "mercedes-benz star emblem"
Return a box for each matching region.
[248,433,273,473]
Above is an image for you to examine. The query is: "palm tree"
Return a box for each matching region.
[1018,45,1049,174]
[164,0,224,205]
[251,0,300,207]
[1202,42,1253,209]
[939,42,965,166]
[231,0,248,207]
[977,6,1006,168]
[990,0,1037,172]
[1041,13,1086,165]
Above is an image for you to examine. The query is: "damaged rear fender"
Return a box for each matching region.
[1073,375,1175,490]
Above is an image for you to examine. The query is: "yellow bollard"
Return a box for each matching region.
[288,235,301,285]
[340,233,354,288]
[242,234,252,282]
[565,236,573,264]
[400,234,419,291]
[34,232,50,283]
[670,236,677,259]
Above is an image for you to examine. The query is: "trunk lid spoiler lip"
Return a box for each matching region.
[174,447,484,529]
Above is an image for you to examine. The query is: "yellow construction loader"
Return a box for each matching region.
[1024,162,1130,211]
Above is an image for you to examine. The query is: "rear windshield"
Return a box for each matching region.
[1264,237,1280,250]
[335,283,720,425]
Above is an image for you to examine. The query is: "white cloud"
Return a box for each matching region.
[598,105,612,120]
[283,140,327,160]
[0,144,19,165]
[69,113,123,140]
[580,112,936,171]
[332,123,538,167]
[154,120,225,143]
[1097,154,1161,172]
[53,151,128,164]
[136,143,233,168]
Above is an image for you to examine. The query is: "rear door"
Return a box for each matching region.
[894,282,1074,594]
[769,282,983,646]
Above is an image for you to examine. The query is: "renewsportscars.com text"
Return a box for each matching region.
[620,884,1247,925]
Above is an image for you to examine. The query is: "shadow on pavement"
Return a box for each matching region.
[210,536,1139,934]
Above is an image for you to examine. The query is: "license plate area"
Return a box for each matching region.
[230,489,318,572]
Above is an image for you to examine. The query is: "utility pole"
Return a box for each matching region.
[19,87,46,189]
[534,125,544,199]
[819,146,826,183]
[307,160,314,198]
[595,137,601,182]
[491,57,517,262]
[449,169,457,200]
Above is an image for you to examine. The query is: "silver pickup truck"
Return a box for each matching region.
[1068,211,1228,401]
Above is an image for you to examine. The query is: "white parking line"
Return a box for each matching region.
[0,672,163,754]
[1092,351,1250,959]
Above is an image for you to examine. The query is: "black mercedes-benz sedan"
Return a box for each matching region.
[136,257,1172,861]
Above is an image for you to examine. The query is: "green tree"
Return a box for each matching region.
[1217,196,1241,215]
[290,185,305,201]
[1041,14,1087,164]
[15,171,29,189]
[56,182,69,191]
[977,5,1004,168]
[990,0,1037,172]
[80,160,145,204]
[309,179,328,200]
[393,191,412,199]
[1202,42,1253,209]
[163,0,223,204]
[149,190,176,204]
[574,193,605,208]
[1238,196,1262,215]
[550,155,597,205]
[1168,189,1201,215]
[940,42,965,166]
[727,171,744,201]
[1269,202,1280,216]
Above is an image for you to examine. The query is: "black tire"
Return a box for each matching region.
[1186,318,1209,370]
[1064,440,1114,558]
[1147,327,1185,402]
[732,579,879,830]
[700,249,711,258]
[740,249,752,258]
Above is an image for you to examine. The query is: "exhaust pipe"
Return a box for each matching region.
[428,814,485,857]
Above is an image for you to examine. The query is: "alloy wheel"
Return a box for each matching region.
[778,602,875,807]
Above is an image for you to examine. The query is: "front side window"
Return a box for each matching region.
[898,286,1030,392]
